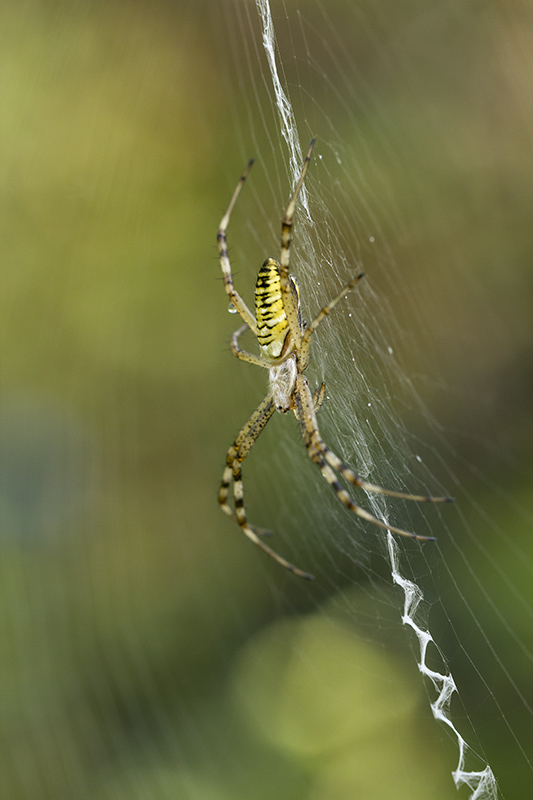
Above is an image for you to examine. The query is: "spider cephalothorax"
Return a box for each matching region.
[217,139,452,580]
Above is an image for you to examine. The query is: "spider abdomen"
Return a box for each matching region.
[255,258,289,359]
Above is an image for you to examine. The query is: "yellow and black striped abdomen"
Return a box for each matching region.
[255,258,289,359]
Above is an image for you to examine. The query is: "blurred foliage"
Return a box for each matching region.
[1,0,533,798]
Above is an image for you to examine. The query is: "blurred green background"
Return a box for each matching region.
[1,1,533,798]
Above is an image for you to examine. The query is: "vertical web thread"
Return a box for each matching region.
[255,0,310,216]
[255,1,500,797]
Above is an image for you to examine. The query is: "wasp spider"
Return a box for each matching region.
[217,139,452,580]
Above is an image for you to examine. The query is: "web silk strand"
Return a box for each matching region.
[255,0,310,216]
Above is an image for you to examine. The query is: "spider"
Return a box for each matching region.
[217,139,452,580]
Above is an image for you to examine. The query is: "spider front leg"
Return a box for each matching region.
[278,139,316,351]
[280,139,315,270]
[219,394,315,580]
[217,159,257,332]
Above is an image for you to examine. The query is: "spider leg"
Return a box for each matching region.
[280,139,315,270]
[217,159,257,332]
[298,278,452,503]
[231,324,270,368]
[294,381,325,423]
[313,381,326,412]
[219,395,275,528]
[300,272,365,368]
[294,374,437,541]
[218,394,315,580]
[313,454,436,540]
[313,437,453,503]
[278,139,316,351]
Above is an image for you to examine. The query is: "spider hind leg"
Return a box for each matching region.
[312,454,436,542]
[294,374,438,542]
[315,437,453,504]
[218,395,315,580]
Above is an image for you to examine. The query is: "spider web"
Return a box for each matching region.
[2,2,533,799]
[211,1,533,798]
[249,2,496,795]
